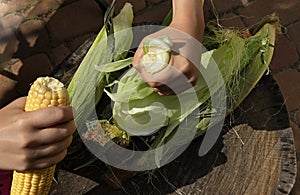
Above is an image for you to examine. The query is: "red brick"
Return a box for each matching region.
[67,33,94,51]
[0,74,18,108]
[0,25,18,56]
[274,69,300,111]
[47,0,103,45]
[238,0,300,26]
[0,13,23,28]
[270,34,299,72]
[0,23,6,54]
[296,111,300,127]
[273,0,300,25]
[15,24,51,59]
[59,0,78,5]
[287,22,300,52]
[19,19,45,47]
[203,1,243,22]
[219,13,246,29]
[134,0,171,25]
[148,0,163,4]
[15,53,53,95]
[0,14,22,56]
[104,0,146,13]
[203,0,215,21]
[6,59,23,76]
[0,27,12,55]
[26,0,61,21]
[210,0,243,14]
[50,44,71,66]
[0,0,35,17]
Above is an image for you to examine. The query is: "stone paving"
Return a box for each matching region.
[0,0,300,193]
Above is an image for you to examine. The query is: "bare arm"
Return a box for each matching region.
[171,0,205,41]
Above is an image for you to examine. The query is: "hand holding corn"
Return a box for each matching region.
[132,27,201,96]
[0,77,75,194]
[132,1,204,96]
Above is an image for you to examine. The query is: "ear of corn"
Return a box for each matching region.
[10,76,69,195]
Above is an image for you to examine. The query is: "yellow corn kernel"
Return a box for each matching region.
[11,76,69,195]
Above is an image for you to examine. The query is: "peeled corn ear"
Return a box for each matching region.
[25,77,69,111]
[11,77,69,195]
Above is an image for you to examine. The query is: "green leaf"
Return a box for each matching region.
[68,3,134,131]
[95,57,133,73]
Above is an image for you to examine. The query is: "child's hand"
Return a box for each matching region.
[0,97,76,171]
[132,26,201,96]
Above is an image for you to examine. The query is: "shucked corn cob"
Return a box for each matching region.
[11,77,69,195]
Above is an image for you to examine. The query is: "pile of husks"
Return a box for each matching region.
[65,1,280,179]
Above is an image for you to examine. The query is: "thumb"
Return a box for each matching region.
[132,47,144,72]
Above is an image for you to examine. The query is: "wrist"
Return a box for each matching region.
[171,0,204,42]
[170,19,204,42]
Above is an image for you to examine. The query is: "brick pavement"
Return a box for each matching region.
[0,0,300,193]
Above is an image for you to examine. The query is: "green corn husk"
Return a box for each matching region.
[67,2,134,132]
[104,17,279,166]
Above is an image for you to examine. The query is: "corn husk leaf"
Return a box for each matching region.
[67,3,134,131]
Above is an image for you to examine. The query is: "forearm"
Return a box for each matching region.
[171,0,204,41]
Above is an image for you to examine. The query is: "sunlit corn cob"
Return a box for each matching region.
[11,76,69,195]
